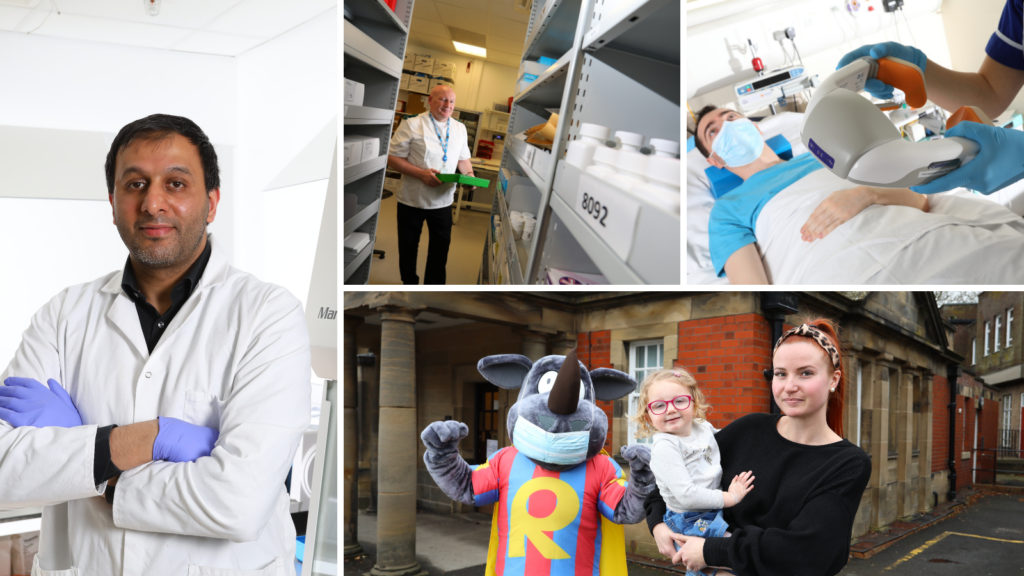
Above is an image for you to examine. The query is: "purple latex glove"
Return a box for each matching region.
[0,377,83,428]
[153,416,219,463]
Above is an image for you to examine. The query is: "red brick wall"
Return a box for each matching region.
[932,375,949,474]
[578,331,614,451]
[676,314,773,429]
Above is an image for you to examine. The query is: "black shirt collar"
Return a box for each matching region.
[121,238,212,306]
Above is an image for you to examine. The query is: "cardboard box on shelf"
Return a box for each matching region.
[433,61,456,78]
[344,78,364,106]
[429,78,454,91]
[408,75,429,93]
[403,51,416,69]
[413,56,434,74]
[400,73,410,90]
[342,137,363,167]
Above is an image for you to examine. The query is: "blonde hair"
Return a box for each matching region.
[629,368,710,439]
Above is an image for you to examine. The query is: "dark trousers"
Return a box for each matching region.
[396,202,452,285]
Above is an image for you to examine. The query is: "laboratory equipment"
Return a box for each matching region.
[733,66,816,114]
[802,56,985,188]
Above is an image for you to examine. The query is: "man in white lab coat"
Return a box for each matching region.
[0,114,311,576]
[387,84,475,285]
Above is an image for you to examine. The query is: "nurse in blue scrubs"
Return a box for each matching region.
[837,0,1024,194]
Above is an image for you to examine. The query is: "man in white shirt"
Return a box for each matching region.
[387,85,475,285]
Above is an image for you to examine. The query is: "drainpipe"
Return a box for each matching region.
[760,292,800,415]
[947,363,961,502]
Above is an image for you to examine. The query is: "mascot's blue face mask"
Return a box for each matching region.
[512,404,593,465]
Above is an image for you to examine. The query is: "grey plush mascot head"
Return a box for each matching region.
[476,349,637,472]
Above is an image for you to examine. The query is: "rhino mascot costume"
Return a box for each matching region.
[421,349,655,576]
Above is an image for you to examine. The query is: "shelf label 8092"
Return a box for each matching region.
[573,173,640,260]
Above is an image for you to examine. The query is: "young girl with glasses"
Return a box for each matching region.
[630,369,754,575]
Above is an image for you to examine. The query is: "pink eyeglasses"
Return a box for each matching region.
[647,395,692,415]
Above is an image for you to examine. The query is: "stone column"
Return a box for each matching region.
[343,316,363,559]
[869,361,891,529]
[918,371,934,512]
[371,307,427,576]
[520,330,549,362]
[549,331,578,356]
[896,368,915,518]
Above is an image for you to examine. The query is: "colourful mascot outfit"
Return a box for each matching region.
[421,349,655,576]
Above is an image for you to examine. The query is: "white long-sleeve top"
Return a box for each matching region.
[0,236,311,576]
[650,420,724,513]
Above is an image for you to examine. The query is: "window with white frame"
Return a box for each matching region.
[985,322,991,356]
[995,316,1002,352]
[972,338,977,365]
[627,340,664,446]
[1008,308,1014,348]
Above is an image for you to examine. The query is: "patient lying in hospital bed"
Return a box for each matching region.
[687,109,1024,285]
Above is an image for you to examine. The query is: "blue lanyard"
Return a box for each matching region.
[430,114,450,163]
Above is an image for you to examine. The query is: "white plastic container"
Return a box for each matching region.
[522,216,537,242]
[586,146,619,179]
[344,78,364,107]
[565,123,611,169]
[613,130,644,153]
[632,155,681,214]
[649,138,680,158]
[609,151,648,198]
[509,211,526,240]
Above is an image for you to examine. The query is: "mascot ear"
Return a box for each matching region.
[590,368,638,400]
[478,355,533,389]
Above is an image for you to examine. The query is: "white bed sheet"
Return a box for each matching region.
[686,111,1024,284]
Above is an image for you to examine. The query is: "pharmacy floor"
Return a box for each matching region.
[368,193,490,285]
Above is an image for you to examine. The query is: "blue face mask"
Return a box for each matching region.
[711,118,764,167]
[512,410,591,466]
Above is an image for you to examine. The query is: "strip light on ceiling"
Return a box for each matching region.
[453,41,486,57]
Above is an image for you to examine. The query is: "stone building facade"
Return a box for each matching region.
[343,291,1005,572]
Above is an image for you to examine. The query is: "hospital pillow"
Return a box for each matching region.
[686,111,808,282]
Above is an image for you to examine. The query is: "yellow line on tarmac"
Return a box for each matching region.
[884,531,1024,571]
[883,532,951,571]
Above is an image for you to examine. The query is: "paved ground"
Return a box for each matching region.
[348,510,685,575]
[839,493,1024,575]
[347,495,1024,575]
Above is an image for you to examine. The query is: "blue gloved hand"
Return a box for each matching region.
[152,416,219,463]
[910,121,1024,194]
[0,377,83,428]
[836,41,928,100]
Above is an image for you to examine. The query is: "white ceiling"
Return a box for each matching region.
[0,0,336,56]
[410,0,529,68]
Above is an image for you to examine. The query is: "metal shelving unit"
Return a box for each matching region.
[343,0,414,285]
[481,0,680,285]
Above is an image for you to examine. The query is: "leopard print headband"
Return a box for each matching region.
[772,324,840,369]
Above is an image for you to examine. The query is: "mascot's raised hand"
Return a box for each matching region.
[617,444,655,523]
[421,420,474,506]
[421,348,643,576]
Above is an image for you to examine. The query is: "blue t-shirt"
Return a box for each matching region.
[987,0,1024,70]
[708,153,823,277]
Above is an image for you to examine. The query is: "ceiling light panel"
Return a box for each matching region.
[452,41,485,57]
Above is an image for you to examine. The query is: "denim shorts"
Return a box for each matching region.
[663,509,729,576]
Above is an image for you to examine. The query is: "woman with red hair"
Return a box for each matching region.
[644,318,871,576]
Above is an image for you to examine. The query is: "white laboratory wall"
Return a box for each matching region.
[0,198,126,372]
[262,179,330,314]
[685,0,952,125]
[404,43,518,113]
[0,30,239,260]
[235,8,337,281]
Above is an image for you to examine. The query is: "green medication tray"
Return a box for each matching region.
[435,173,490,187]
